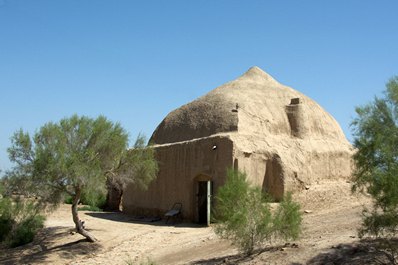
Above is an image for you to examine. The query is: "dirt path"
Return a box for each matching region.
[158,180,370,265]
[0,180,375,265]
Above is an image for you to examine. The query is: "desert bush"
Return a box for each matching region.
[8,214,45,247]
[0,216,14,242]
[0,197,45,247]
[65,190,107,210]
[63,195,73,204]
[81,189,107,209]
[214,169,302,255]
[0,197,14,242]
[272,192,302,241]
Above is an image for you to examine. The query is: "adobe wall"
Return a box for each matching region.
[285,149,353,187]
[233,141,353,201]
[233,151,285,201]
[122,135,234,221]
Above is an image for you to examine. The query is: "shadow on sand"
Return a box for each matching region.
[85,211,206,228]
[0,226,102,265]
[190,239,397,265]
[307,238,397,265]
[190,245,290,265]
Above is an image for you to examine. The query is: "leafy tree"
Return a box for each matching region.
[5,115,158,242]
[214,169,302,255]
[352,76,398,262]
[104,135,158,211]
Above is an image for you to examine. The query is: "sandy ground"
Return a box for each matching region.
[0,180,383,265]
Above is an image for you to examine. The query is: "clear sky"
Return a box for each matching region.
[1,0,397,172]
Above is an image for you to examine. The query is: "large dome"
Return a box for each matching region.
[125,67,353,218]
[150,67,348,145]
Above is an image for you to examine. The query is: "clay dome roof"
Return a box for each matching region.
[150,67,347,145]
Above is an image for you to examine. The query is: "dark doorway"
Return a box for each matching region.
[197,181,212,225]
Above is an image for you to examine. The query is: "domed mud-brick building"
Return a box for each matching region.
[123,67,353,224]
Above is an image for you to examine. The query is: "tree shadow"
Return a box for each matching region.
[190,245,286,265]
[0,226,102,265]
[85,211,206,228]
[307,238,397,265]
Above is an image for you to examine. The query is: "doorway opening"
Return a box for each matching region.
[195,174,213,225]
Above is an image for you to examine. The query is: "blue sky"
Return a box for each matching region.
[1,0,397,171]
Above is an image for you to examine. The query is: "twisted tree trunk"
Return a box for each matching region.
[72,186,97,242]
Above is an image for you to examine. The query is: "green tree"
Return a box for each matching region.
[352,76,398,262]
[104,134,158,211]
[214,169,302,255]
[5,115,158,242]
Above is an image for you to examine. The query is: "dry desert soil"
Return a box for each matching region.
[0,180,388,265]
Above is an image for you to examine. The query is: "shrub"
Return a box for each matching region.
[214,169,302,255]
[272,192,302,241]
[64,190,107,210]
[0,197,45,247]
[81,189,107,209]
[0,217,14,242]
[0,198,14,242]
[8,214,45,248]
[63,195,73,204]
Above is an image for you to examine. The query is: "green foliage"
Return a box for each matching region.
[0,180,5,197]
[0,197,45,247]
[5,115,129,206]
[81,189,107,209]
[63,195,73,204]
[0,197,14,242]
[9,214,45,248]
[352,76,398,234]
[109,134,159,190]
[214,169,302,254]
[104,134,158,211]
[126,134,159,190]
[351,76,398,261]
[272,193,302,241]
[0,217,13,242]
[4,114,158,241]
[3,114,158,207]
[65,190,107,208]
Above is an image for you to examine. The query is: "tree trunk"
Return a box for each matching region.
[104,176,123,211]
[72,187,97,242]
